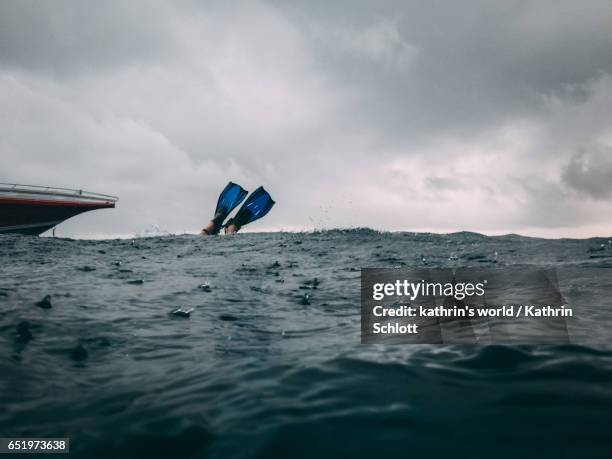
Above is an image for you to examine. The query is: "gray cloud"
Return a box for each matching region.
[562,146,612,199]
[281,0,612,143]
[1,0,612,238]
[0,0,178,76]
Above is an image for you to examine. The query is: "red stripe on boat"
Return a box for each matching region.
[0,197,115,207]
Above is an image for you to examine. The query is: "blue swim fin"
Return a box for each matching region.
[225,186,275,230]
[210,182,248,233]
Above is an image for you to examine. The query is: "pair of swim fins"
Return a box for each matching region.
[210,182,275,234]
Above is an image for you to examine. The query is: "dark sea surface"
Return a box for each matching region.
[1,230,612,459]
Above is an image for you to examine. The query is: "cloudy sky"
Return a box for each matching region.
[2,0,612,238]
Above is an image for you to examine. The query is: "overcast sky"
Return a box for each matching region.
[2,0,612,238]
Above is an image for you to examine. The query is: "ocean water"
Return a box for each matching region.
[1,230,612,458]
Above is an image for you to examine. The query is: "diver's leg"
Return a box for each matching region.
[201,221,216,235]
